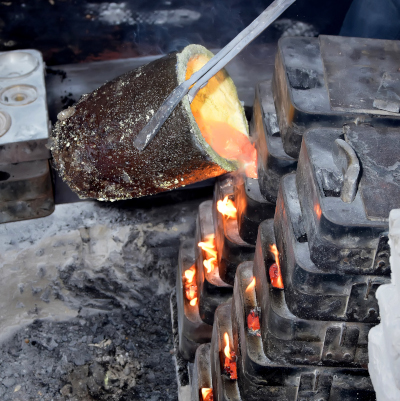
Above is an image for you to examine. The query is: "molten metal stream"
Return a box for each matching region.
[186,55,257,178]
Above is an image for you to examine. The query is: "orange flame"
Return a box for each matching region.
[204,257,217,273]
[245,277,256,293]
[183,265,198,305]
[186,285,197,300]
[223,332,237,380]
[224,332,231,359]
[201,388,213,401]
[269,244,284,289]
[270,244,280,269]
[314,203,322,219]
[217,196,237,219]
[198,236,217,259]
[184,267,195,284]
[199,236,218,273]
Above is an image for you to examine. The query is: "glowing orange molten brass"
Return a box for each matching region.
[186,56,257,178]
[217,196,237,219]
[223,332,237,380]
[269,244,284,289]
[245,277,256,293]
[201,388,214,401]
[247,310,261,333]
[183,265,198,305]
[199,236,218,274]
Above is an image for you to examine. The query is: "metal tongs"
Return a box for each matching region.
[133,0,296,151]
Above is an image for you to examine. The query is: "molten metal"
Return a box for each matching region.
[186,55,257,178]
[247,309,261,333]
[217,196,237,219]
[190,297,198,306]
[201,388,214,401]
[245,277,256,293]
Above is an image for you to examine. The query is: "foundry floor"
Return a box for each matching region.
[0,196,211,400]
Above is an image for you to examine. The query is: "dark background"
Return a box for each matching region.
[0,0,353,65]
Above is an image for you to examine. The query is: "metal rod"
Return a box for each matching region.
[133,0,296,152]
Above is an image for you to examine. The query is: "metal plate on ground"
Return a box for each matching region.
[320,35,400,115]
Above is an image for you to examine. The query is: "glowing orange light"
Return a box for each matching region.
[199,235,218,273]
[204,257,217,273]
[217,196,237,219]
[269,244,284,289]
[245,277,256,293]
[184,268,195,284]
[198,236,217,259]
[269,263,284,289]
[186,285,197,300]
[270,244,280,269]
[183,265,198,305]
[224,332,231,358]
[201,388,213,401]
[247,310,261,333]
[223,332,237,380]
[314,203,322,219]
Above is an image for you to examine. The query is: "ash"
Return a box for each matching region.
[0,198,202,400]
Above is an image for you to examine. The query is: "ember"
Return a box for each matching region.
[198,235,218,273]
[186,55,257,178]
[183,265,198,306]
[223,332,237,380]
[217,196,237,219]
[269,244,284,289]
[201,388,214,401]
[247,309,261,335]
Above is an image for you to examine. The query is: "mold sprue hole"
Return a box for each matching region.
[0,171,11,181]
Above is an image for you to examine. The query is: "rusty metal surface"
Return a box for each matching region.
[320,35,400,114]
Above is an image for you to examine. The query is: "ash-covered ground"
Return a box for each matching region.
[0,197,206,400]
